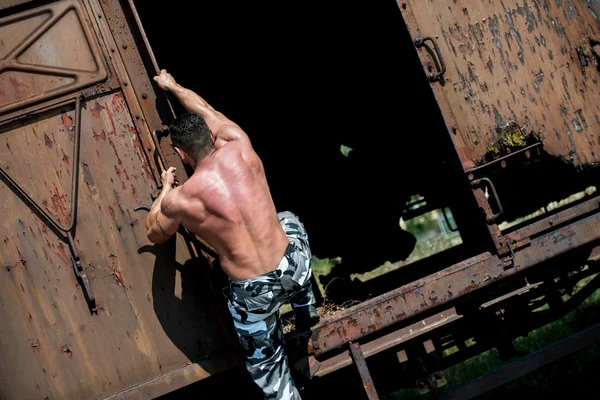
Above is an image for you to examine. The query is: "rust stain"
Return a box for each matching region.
[130,129,154,183]
[9,76,29,95]
[44,133,53,149]
[49,185,69,226]
[56,243,69,265]
[90,101,106,118]
[60,345,72,357]
[105,105,117,135]
[108,206,116,222]
[111,92,126,113]
[111,267,125,289]
[61,149,69,164]
[131,184,138,202]
[92,128,106,142]
[108,137,124,166]
[61,113,73,130]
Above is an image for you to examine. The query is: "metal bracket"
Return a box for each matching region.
[0,95,96,314]
[349,342,379,400]
[470,177,504,224]
[501,241,516,269]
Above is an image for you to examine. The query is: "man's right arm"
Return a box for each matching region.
[154,70,249,146]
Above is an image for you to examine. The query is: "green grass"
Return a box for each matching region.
[499,186,596,231]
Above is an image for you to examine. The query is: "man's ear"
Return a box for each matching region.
[174,147,186,160]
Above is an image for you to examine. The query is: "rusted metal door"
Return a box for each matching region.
[397,0,600,170]
[0,1,239,399]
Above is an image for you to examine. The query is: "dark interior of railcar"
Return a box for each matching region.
[133,0,598,305]
[133,0,493,302]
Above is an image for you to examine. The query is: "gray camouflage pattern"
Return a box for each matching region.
[227,211,315,400]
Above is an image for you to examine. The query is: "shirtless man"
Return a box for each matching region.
[146,70,319,399]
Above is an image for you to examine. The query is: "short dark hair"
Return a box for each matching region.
[168,113,212,161]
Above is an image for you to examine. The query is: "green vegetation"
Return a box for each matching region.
[499,186,596,231]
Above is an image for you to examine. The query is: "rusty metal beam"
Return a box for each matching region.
[439,321,600,400]
[311,307,461,378]
[308,211,600,357]
[349,342,379,400]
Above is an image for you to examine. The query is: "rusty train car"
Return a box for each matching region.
[1,0,600,399]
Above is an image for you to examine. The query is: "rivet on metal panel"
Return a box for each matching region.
[142,93,148,99]
[122,43,128,49]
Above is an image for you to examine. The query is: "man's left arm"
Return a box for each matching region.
[146,167,180,244]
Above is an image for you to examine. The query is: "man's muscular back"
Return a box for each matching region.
[164,140,289,281]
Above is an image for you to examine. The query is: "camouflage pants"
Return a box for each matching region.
[227,211,316,400]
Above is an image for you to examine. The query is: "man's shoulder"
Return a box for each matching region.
[216,139,260,168]
[161,186,185,216]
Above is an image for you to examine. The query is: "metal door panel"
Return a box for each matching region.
[398,0,600,170]
[0,92,236,399]
[0,0,108,114]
